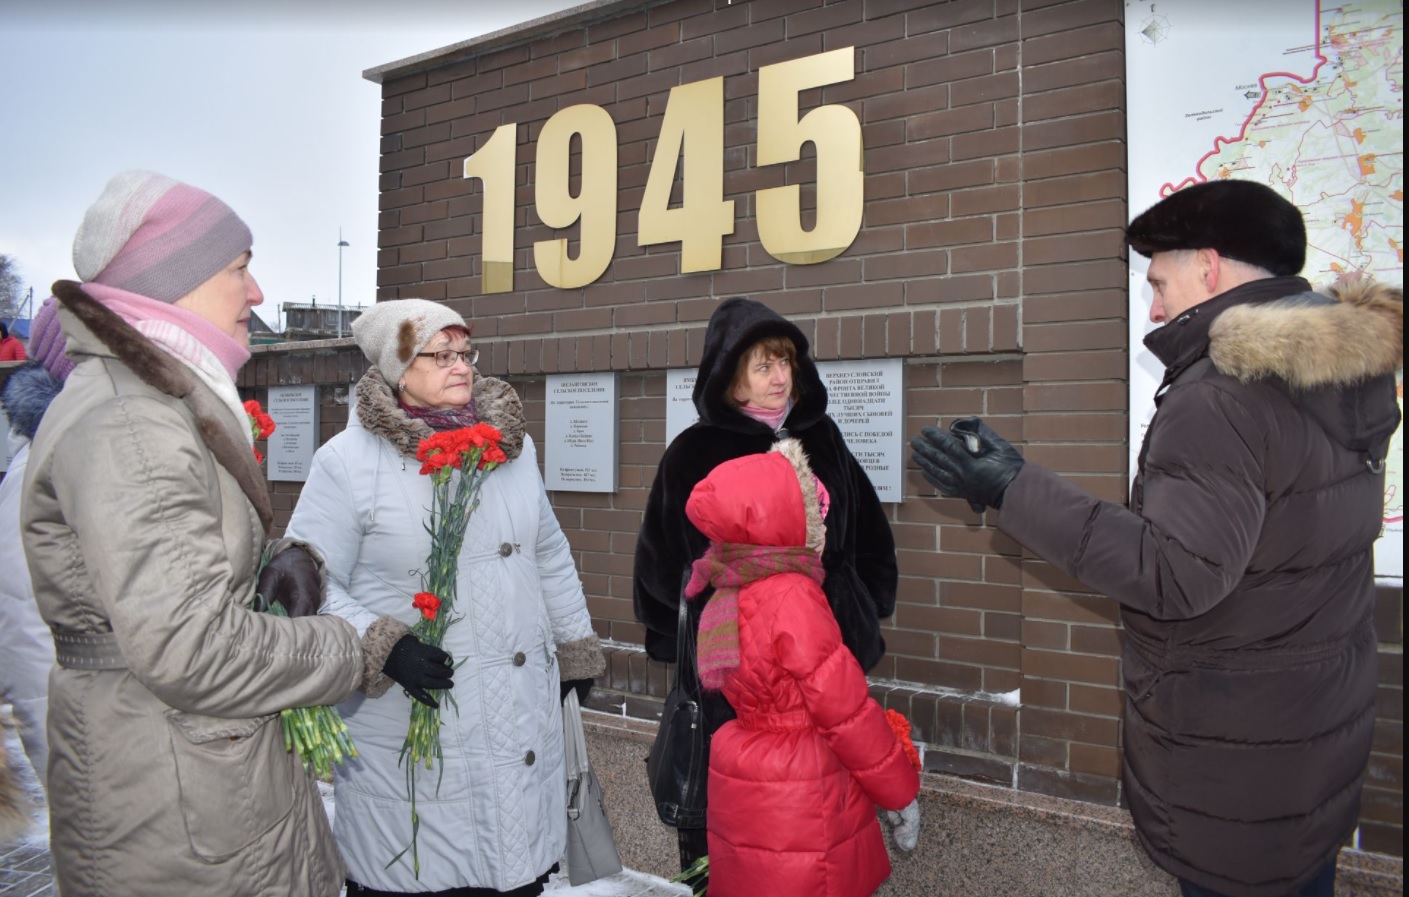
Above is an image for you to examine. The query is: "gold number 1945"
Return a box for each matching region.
[462,48,860,293]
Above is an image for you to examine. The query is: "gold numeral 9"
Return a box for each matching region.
[462,123,517,293]
[638,76,736,273]
[756,47,863,265]
[533,104,618,289]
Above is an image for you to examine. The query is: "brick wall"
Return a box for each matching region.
[232,0,1403,857]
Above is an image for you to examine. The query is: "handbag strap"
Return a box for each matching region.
[563,690,590,780]
[675,570,701,697]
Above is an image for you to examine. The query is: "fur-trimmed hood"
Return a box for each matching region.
[353,365,526,460]
[1,362,63,440]
[1210,278,1403,389]
[51,281,273,534]
[1209,278,1403,455]
[685,439,826,553]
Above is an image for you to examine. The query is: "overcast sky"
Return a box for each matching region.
[0,0,585,330]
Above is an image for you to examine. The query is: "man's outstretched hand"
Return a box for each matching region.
[910,416,1025,513]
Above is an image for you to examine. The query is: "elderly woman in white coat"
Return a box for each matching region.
[286,298,606,897]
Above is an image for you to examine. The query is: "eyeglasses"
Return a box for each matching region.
[416,348,479,368]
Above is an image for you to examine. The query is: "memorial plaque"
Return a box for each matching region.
[817,359,905,502]
[266,385,319,482]
[545,373,618,492]
[665,368,699,447]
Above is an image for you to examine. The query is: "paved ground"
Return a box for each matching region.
[2,710,687,897]
[0,835,687,897]
[0,840,52,897]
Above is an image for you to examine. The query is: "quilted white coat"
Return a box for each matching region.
[286,369,601,893]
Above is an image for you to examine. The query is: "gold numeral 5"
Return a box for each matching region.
[756,47,863,265]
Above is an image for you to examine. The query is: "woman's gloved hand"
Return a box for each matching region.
[560,678,594,705]
[884,799,921,852]
[382,635,454,709]
[910,416,1025,512]
[256,545,323,618]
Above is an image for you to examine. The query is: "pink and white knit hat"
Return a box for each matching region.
[72,171,252,303]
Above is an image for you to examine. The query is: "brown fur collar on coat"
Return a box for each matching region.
[1210,278,1404,389]
[53,281,274,535]
[354,365,526,461]
[770,438,826,554]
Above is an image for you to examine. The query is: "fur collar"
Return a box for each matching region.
[52,281,274,535]
[354,366,526,461]
[770,438,826,554]
[1209,279,1404,389]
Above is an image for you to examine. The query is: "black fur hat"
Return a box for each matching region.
[1125,180,1306,276]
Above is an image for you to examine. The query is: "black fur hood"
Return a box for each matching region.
[1,363,63,440]
[693,296,828,434]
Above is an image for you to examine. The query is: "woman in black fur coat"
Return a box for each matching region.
[633,296,898,872]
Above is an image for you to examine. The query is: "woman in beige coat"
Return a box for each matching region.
[21,171,446,897]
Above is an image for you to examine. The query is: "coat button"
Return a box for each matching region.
[513,652,526,666]
[499,542,513,557]
[525,750,536,766]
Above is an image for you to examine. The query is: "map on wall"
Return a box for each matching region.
[1126,0,1404,579]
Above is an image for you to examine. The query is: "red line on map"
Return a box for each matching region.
[1159,1,1329,195]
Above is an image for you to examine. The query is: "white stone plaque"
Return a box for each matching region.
[266,385,319,482]
[665,368,699,447]
[817,359,905,503]
[546,373,618,492]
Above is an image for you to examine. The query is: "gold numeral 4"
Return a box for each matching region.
[638,76,736,274]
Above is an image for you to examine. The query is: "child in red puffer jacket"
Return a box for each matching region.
[683,439,921,897]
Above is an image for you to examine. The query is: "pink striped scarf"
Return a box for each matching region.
[81,282,251,380]
[684,543,825,691]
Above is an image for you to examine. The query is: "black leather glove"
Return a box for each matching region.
[257,546,323,618]
[910,416,1025,512]
[382,635,454,709]
[561,678,594,705]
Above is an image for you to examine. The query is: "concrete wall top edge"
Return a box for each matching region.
[362,0,655,84]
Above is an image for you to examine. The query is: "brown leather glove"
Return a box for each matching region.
[257,545,324,618]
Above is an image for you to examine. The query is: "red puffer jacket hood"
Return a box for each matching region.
[685,439,825,552]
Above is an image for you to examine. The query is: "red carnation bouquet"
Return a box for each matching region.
[394,422,507,876]
[244,399,276,464]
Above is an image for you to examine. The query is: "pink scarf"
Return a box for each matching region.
[685,543,825,691]
[739,399,791,432]
[80,282,251,380]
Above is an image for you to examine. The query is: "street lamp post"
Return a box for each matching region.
[337,230,350,338]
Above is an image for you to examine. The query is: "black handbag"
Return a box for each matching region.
[646,594,709,829]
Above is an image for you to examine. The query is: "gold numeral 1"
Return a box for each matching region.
[462,123,517,293]
[637,76,736,273]
[534,104,618,289]
[756,47,864,265]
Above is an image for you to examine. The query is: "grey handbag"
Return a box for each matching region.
[563,690,623,886]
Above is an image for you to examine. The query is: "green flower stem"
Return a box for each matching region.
[255,581,359,779]
[393,447,498,878]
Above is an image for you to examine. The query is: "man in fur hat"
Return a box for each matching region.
[911,180,1402,897]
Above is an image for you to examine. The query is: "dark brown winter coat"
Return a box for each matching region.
[999,276,1402,897]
